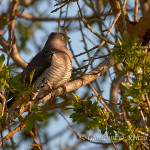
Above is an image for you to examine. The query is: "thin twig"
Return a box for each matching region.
[0,123,26,147]
[145,93,150,111]
[134,0,138,22]
[112,140,118,150]
[137,130,148,137]
[7,0,27,68]
[7,125,16,150]
[118,0,127,31]
[83,55,108,62]
[18,116,42,150]
[137,106,149,134]
[76,1,118,46]
[78,16,101,93]
[76,1,122,73]
[63,3,69,27]
[58,4,62,32]
[83,33,96,46]
[74,45,99,58]
[0,93,6,116]
[29,131,42,150]
[0,131,5,150]
[58,111,120,145]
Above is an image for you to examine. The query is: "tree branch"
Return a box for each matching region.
[1,55,115,131]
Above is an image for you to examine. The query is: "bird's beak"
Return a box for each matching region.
[66,36,70,41]
[67,36,70,40]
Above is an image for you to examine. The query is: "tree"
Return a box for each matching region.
[0,0,150,149]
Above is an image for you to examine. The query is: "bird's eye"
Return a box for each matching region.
[61,36,65,41]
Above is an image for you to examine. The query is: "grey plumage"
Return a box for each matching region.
[7,32,72,107]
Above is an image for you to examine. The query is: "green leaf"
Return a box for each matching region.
[97,95,102,101]
[31,106,42,111]
[126,121,133,131]
[87,94,95,101]
[29,69,35,86]
[72,93,80,102]
[107,127,115,137]
[25,117,34,133]
[99,125,106,134]
[87,120,99,129]
[9,74,25,92]
[130,103,139,111]
[123,31,130,45]
[114,112,120,119]
[122,82,132,88]
[0,54,5,67]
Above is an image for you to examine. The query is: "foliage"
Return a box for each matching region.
[0,55,9,91]
[69,32,150,150]
[25,111,54,133]
[70,94,112,135]
[1,30,147,150]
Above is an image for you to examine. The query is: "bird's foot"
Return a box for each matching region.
[50,89,55,97]
[61,84,67,93]
[44,82,55,97]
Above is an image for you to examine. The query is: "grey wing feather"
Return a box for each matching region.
[21,50,54,84]
[7,50,54,108]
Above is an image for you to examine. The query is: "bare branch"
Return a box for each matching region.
[137,106,149,134]
[0,123,26,147]
[134,0,139,22]
[3,55,115,130]
[109,76,125,112]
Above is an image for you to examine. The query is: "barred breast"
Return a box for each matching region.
[34,52,72,90]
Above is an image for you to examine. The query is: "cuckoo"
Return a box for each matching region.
[7,32,73,108]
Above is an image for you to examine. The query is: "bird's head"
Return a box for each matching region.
[46,32,70,49]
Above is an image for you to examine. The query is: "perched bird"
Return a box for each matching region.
[7,32,73,108]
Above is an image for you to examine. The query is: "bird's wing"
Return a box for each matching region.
[21,50,54,84]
